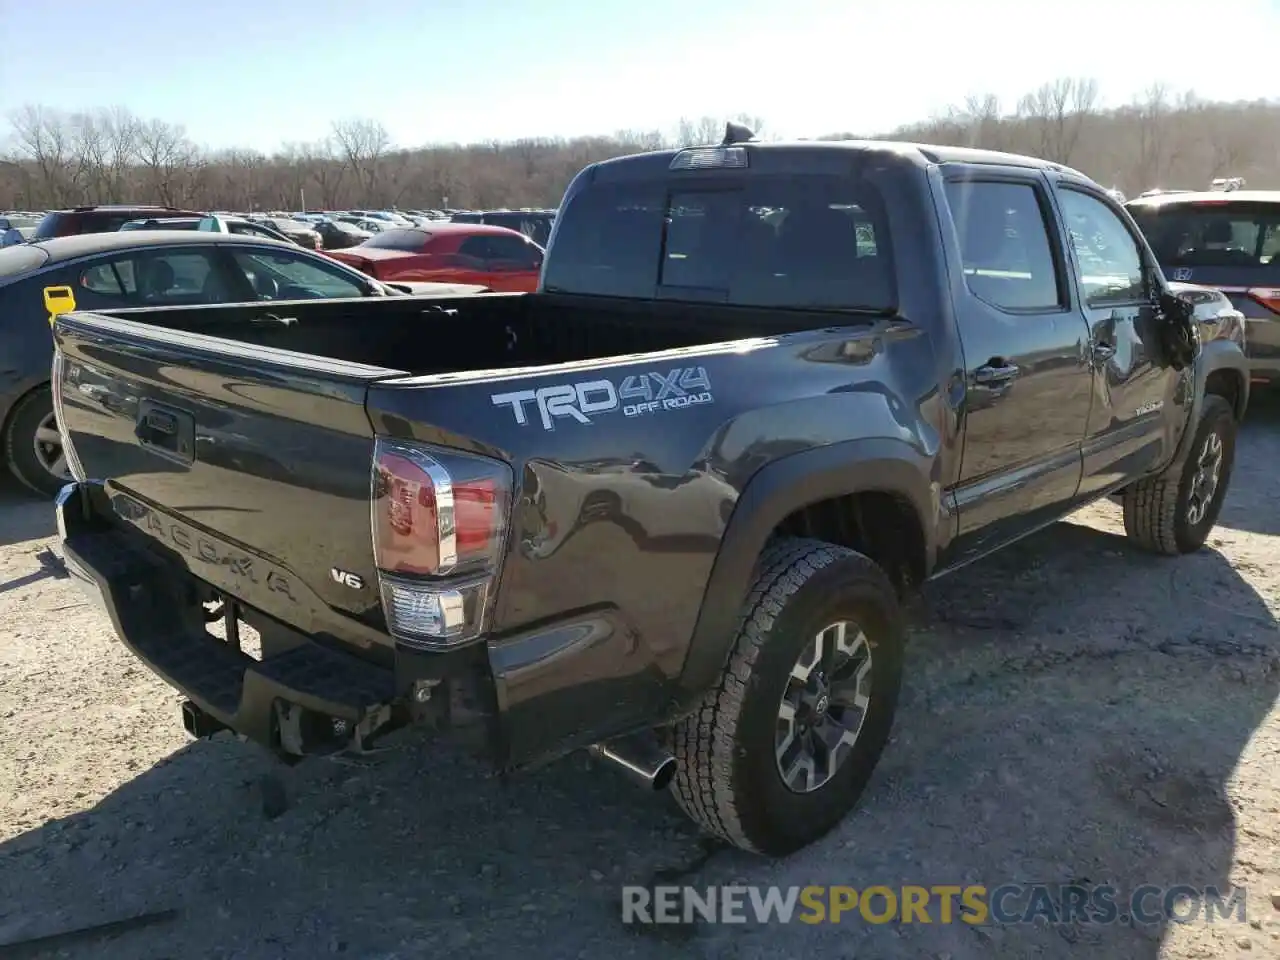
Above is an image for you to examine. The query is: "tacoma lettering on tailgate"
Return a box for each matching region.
[111,493,297,602]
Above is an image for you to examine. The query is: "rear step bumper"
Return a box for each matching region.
[56,482,398,757]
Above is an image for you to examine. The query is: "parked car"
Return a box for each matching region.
[0,231,485,495]
[325,223,544,291]
[1127,189,1280,385]
[32,204,204,239]
[350,209,414,226]
[121,214,304,246]
[334,214,395,233]
[49,135,1245,857]
[313,218,373,250]
[242,216,323,250]
[0,214,41,242]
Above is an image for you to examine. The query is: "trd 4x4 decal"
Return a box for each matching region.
[491,367,713,430]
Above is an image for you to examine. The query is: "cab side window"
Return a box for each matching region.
[945,180,1064,312]
[1057,190,1147,306]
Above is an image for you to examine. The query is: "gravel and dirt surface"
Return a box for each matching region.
[1,404,1278,959]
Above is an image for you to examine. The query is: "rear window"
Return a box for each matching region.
[542,176,894,310]
[33,213,67,239]
[1129,201,1280,268]
[361,228,429,251]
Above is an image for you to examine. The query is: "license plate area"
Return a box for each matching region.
[203,597,263,661]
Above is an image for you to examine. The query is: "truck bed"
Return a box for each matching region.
[93,291,836,376]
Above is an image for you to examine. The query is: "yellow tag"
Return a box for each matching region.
[44,285,76,327]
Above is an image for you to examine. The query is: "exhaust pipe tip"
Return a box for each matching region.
[589,734,677,791]
[652,757,677,791]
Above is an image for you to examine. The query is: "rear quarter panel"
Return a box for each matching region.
[367,312,955,762]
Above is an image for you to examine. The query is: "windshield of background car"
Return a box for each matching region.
[542,174,894,310]
[231,249,367,298]
[1129,201,1280,270]
[360,228,429,251]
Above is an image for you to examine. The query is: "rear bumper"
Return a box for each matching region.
[54,482,446,756]
[1245,318,1280,384]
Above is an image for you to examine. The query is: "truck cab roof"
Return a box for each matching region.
[587,138,1092,181]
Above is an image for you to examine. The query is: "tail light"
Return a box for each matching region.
[371,439,513,649]
[1247,288,1280,315]
[50,352,87,483]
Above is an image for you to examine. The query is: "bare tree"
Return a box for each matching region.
[8,105,76,205]
[89,107,142,202]
[70,108,140,203]
[6,84,1280,214]
[1130,83,1172,188]
[136,118,198,205]
[1017,77,1099,164]
[294,138,346,209]
[614,129,669,151]
[332,118,390,204]
[952,94,1009,150]
[675,116,727,147]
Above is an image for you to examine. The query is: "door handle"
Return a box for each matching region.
[1092,341,1117,362]
[973,361,1020,386]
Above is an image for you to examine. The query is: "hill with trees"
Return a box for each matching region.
[2,79,1277,212]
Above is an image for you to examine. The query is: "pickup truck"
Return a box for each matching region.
[51,131,1248,857]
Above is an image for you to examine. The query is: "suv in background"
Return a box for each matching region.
[33,204,204,239]
[1127,190,1280,385]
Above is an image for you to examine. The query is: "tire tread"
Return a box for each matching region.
[670,537,885,853]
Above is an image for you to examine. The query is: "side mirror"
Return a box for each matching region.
[1156,288,1200,371]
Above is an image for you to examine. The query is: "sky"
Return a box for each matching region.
[2,0,1279,153]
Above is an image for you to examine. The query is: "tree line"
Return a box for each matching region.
[1,80,1277,213]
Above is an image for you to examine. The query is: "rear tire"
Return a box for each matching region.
[670,537,904,856]
[1122,395,1235,555]
[4,385,69,498]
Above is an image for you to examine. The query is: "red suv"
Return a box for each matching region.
[33,204,204,239]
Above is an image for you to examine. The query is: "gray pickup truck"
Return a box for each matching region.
[51,129,1248,856]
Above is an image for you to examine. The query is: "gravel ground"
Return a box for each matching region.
[1,406,1278,959]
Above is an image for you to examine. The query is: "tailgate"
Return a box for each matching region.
[53,310,400,655]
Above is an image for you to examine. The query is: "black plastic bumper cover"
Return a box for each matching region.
[56,482,396,752]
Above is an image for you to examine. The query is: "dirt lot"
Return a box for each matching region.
[1,408,1278,960]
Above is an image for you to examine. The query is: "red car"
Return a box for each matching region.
[324,223,544,292]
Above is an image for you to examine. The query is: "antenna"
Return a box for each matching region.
[722,121,756,145]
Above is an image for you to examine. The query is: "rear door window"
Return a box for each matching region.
[544,176,894,309]
[134,251,223,304]
[944,180,1064,312]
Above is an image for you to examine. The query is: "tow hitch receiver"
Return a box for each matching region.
[181,700,228,739]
